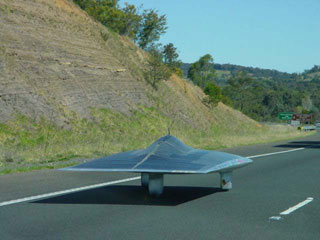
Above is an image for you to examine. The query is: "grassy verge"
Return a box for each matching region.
[0,107,313,175]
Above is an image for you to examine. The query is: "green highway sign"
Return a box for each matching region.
[278,112,294,120]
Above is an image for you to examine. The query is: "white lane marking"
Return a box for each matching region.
[247,148,305,159]
[0,147,307,207]
[0,176,140,207]
[269,216,282,221]
[280,197,314,215]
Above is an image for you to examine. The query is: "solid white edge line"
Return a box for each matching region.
[280,197,314,215]
[0,147,307,207]
[0,176,140,207]
[247,148,305,159]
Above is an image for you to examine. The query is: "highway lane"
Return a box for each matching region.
[0,133,319,239]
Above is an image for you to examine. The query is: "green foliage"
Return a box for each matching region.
[303,65,320,75]
[188,54,230,107]
[120,3,142,38]
[181,62,296,82]
[73,0,167,47]
[144,45,171,89]
[203,82,222,107]
[221,95,233,107]
[74,0,123,33]
[222,71,309,121]
[183,61,320,121]
[73,0,176,85]
[227,71,253,89]
[188,54,216,88]
[73,0,97,10]
[162,43,180,68]
[172,66,184,78]
[224,71,254,111]
[203,82,232,107]
[302,109,310,114]
[161,43,183,77]
[137,9,167,49]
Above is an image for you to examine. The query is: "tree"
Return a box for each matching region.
[119,3,142,39]
[94,1,124,33]
[203,82,222,107]
[311,106,320,121]
[137,9,167,49]
[73,1,168,47]
[221,95,233,107]
[144,45,171,89]
[227,71,253,89]
[162,43,179,67]
[302,95,313,112]
[73,0,96,10]
[187,54,215,88]
[78,0,125,34]
[223,71,254,112]
[162,43,183,77]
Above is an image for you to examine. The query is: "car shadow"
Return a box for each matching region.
[32,185,224,206]
[275,141,320,149]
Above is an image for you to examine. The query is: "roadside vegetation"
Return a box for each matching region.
[184,62,320,122]
[73,0,166,50]
[73,0,182,86]
[0,108,312,175]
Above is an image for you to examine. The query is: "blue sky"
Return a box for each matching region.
[122,0,320,73]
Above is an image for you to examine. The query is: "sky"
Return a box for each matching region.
[122,0,320,73]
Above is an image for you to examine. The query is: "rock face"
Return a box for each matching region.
[0,0,152,123]
[0,0,258,129]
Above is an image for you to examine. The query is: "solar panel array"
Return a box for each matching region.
[62,135,252,174]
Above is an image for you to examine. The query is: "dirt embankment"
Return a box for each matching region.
[0,0,260,130]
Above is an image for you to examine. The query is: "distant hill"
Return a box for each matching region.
[181,63,320,85]
[300,65,320,82]
[182,61,320,122]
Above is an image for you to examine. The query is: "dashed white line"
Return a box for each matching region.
[0,176,140,207]
[269,216,282,221]
[269,197,314,220]
[280,197,314,215]
[0,147,307,207]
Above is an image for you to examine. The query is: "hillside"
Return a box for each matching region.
[0,0,224,128]
[0,0,309,174]
[181,63,320,85]
[182,61,320,122]
[0,0,259,128]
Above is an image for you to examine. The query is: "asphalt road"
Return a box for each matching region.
[1,133,319,239]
